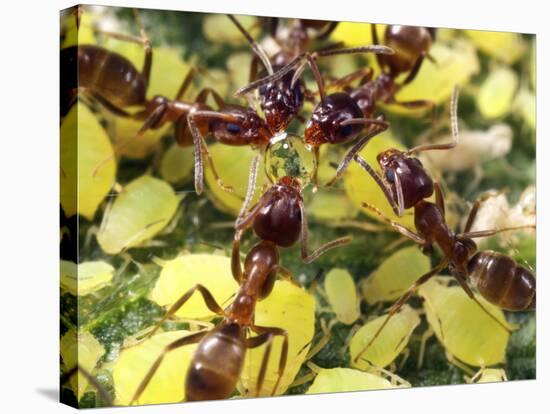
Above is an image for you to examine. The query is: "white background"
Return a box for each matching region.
[0,0,546,412]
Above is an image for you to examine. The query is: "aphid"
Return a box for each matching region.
[418,277,513,367]
[123,246,314,403]
[323,268,360,325]
[469,368,508,384]
[361,246,430,305]
[353,87,535,360]
[306,366,409,395]
[60,260,115,296]
[349,305,420,370]
[477,66,519,119]
[60,102,116,220]
[419,124,513,174]
[159,144,194,184]
[97,175,179,255]
[464,29,527,65]
[60,329,106,401]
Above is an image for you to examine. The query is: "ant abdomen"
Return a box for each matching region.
[382,25,433,75]
[253,181,302,247]
[304,93,364,146]
[185,323,246,401]
[468,251,536,311]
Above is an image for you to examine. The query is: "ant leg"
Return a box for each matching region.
[195,87,226,109]
[353,260,447,363]
[299,199,352,264]
[407,86,460,155]
[91,104,168,177]
[227,14,273,75]
[401,55,425,86]
[61,364,114,406]
[325,121,389,187]
[138,284,225,343]
[86,89,133,118]
[459,225,535,240]
[129,330,208,405]
[361,202,427,245]
[173,67,197,101]
[354,155,403,217]
[188,111,236,194]
[273,264,300,287]
[434,182,445,217]
[371,23,387,71]
[325,68,374,91]
[463,189,508,233]
[388,98,436,121]
[248,325,289,396]
[453,275,512,334]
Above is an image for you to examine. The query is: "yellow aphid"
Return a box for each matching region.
[150,254,239,320]
[60,102,116,220]
[113,330,198,405]
[530,39,536,90]
[362,246,431,304]
[464,30,526,64]
[60,260,115,296]
[159,144,194,184]
[99,41,193,158]
[477,67,519,119]
[97,175,178,254]
[203,14,259,45]
[470,368,507,383]
[418,278,514,367]
[514,88,536,130]
[61,6,96,48]
[204,144,269,216]
[60,329,105,400]
[324,268,360,324]
[308,190,358,222]
[350,305,420,370]
[241,281,315,396]
[306,367,407,394]
[388,40,479,114]
[343,129,415,230]
[331,22,378,47]
[227,52,254,91]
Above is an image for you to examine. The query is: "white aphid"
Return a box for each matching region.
[420,124,512,172]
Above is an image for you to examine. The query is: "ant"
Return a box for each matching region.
[228,15,393,134]
[231,154,352,271]
[253,24,436,186]
[62,8,274,195]
[127,244,302,401]
[352,87,536,362]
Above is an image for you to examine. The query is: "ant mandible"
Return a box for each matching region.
[353,87,536,362]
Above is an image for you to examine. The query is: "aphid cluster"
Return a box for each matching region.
[60,6,536,408]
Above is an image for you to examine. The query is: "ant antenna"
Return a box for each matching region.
[228,15,274,75]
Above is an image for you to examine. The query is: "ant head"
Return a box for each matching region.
[258,66,306,133]
[377,149,434,209]
[211,106,271,147]
[381,25,433,75]
[304,93,364,146]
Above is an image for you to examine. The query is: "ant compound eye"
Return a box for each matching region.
[226,123,241,134]
[340,124,354,137]
[385,168,396,183]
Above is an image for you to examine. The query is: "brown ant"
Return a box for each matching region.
[228,15,393,134]
[250,24,434,186]
[231,154,352,270]
[62,8,275,195]
[127,233,306,401]
[353,87,536,362]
